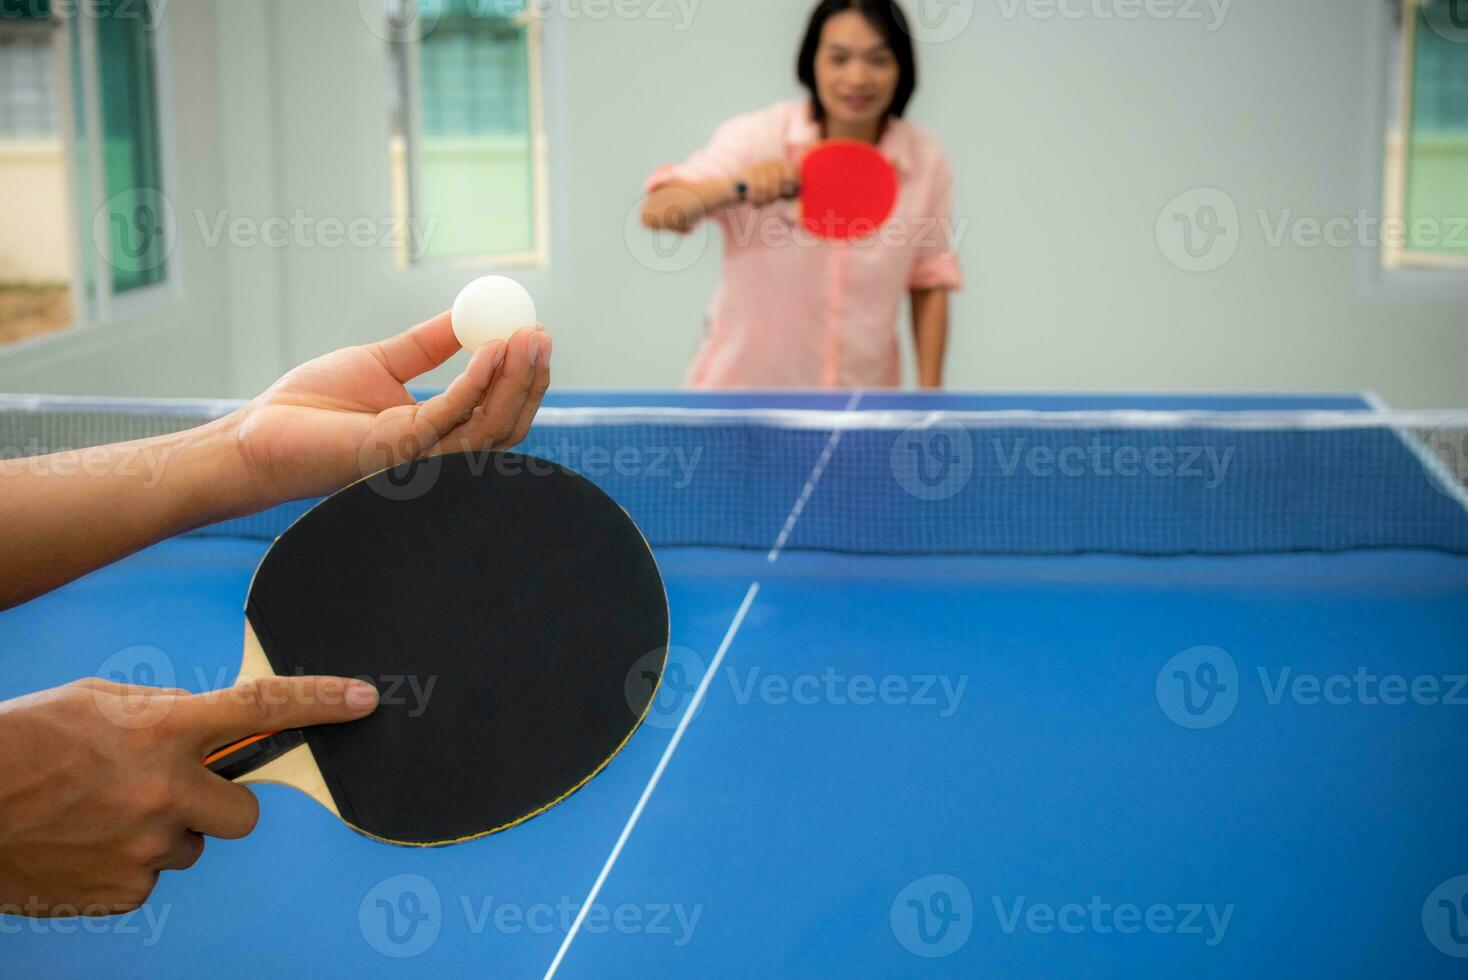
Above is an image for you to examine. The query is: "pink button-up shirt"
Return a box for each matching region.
[646,99,964,389]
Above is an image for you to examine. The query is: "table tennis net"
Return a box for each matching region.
[3,396,1467,556]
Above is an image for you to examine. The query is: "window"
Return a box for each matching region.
[1384,0,1468,270]
[93,0,167,294]
[386,0,547,267]
[0,28,59,136]
[0,0,169,347]
[0,8,69,345]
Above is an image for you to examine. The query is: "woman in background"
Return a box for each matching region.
[642,0,962,390]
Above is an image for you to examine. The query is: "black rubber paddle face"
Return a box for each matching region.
[243,452,669,846]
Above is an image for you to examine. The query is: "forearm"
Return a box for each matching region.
[641,179,737,232]
[911,289,950,389]
[0,412,267,611]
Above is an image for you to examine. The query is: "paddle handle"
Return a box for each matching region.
[202,622,308,782]
[204,729,304,779]
[731,180,802,205]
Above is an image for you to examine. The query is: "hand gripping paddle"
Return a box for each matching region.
[203,452,670,847]
[733,139,899,242]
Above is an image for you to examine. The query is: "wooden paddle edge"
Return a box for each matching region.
[229,621,341,820]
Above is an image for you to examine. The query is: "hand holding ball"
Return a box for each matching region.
[452,276,538,352]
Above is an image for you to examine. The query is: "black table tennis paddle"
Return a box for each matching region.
[203,451,669,847]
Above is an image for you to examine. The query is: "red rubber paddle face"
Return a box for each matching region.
[798,140,899,242]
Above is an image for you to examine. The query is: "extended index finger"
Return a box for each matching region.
[172,676,380,754]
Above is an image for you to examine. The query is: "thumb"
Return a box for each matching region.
[178,675,380,752]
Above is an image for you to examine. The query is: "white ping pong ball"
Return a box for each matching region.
[451,276,538,352]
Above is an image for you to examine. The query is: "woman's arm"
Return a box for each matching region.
[641,159,799,232]
[910,288,949,389]
[641,179,738,233]
[0,312,551,612]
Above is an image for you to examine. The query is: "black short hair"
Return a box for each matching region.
[796,0,919,121]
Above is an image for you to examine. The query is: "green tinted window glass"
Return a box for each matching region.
[420,9,528,137]
[95,0,166,292]
[1404,1,1468,256]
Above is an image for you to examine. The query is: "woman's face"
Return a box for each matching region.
[813,10,900,128]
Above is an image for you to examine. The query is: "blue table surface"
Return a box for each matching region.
[4,391,1467,978]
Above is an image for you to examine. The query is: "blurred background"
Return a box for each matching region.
[0,0,1463,404]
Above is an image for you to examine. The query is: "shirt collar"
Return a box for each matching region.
[783,99,917,177]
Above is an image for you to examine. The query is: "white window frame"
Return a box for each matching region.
[1379,0,1468,275]
[391,5,550,271]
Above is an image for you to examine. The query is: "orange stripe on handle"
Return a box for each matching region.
[204,730,281,767]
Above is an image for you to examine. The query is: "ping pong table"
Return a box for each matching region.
[1,389,1466,977]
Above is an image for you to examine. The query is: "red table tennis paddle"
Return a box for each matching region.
[203,452,669,847]
[797,139,899,241]
[734,139,899,242]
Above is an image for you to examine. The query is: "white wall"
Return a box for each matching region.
[2,0,1464,406]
